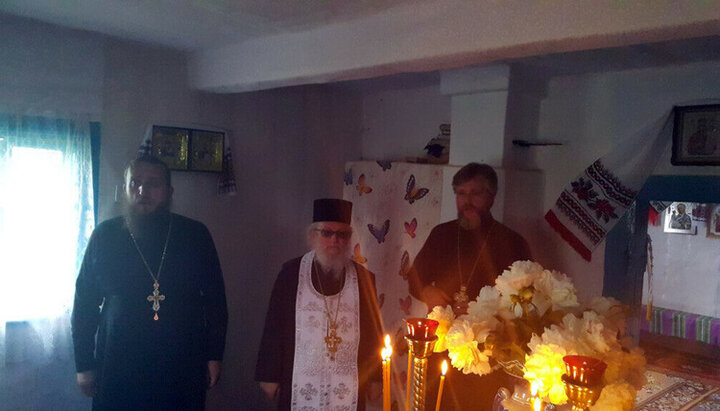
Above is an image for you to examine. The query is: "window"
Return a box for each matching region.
[0,116,96,324]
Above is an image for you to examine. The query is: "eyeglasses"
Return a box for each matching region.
[314,229,352,240]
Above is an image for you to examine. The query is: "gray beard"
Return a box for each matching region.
[314,253,347,276]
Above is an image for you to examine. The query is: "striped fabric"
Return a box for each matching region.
[643,306,720,346]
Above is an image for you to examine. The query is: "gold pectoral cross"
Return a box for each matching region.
[453,285,469,305]
[147,281,165,321]
[324,323,342,361]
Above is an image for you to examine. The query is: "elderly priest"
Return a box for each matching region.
[256,198,383,410]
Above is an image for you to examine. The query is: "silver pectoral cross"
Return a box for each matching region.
[147,281,165,321]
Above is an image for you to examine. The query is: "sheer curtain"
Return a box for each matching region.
[0,113,95,409]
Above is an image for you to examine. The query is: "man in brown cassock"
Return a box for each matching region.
[407,163,531,410]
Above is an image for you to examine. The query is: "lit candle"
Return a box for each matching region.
[382,335,393,411]
[434,360,448,411]
[405,352,412,411]
[532,397,542,411]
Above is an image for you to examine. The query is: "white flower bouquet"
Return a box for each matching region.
[426,261,646,410]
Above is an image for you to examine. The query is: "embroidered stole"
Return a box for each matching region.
[291,251,360,410]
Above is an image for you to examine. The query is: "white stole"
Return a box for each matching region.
[291,251,360,410]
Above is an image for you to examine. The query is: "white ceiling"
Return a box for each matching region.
[0,0,423,50]
[2,1,720,92]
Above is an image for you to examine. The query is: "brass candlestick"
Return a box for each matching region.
[562,355,607,411]
[405,318,439,411]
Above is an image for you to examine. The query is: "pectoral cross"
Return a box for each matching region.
[453,285,469,305]
[324,323,342,361]
[147,281,165,321]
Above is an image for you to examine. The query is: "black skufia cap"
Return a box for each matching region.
[313,199,352,224]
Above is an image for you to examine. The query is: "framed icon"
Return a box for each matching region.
[663,202,697,234]
[189,130,224,172]
[671,104,720,165]
[151,126,189,170]
[708,204,720,239]
[150,125,225,172]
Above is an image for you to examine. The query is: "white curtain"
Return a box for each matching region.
[0,113,94,409]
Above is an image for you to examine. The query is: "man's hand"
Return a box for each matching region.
[259,382,280,400]
[76,371,96,397]
[207,361,222,388]
[421,286,452,312]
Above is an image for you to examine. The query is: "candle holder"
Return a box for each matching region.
[561,355,606,411]
[405,318,439,411]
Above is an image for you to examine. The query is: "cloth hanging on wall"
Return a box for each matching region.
[137,124,237,196]
[342,160,454,410]
[545,111,673,261]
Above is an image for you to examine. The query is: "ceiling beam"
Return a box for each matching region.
[189,0,720,93]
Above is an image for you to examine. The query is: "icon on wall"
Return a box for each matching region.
[151,126,225,172]
[663,202,697,235]
[708,204,720,239]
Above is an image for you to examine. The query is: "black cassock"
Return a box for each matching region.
[72,213,228,411]
[255,257,383,411]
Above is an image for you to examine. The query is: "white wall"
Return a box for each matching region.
[643,209,720,318]
[535,60,720,302]
[0,15,104,115]
[356,60,720,305]
[358,79,451,161]
[0,16,365,410]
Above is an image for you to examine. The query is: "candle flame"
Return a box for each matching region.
[532,397,542,411]
[384,334,391,348]
[441,360,448,375]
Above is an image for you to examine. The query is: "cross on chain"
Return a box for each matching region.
[325,323,342,361]
[147,281,165,321]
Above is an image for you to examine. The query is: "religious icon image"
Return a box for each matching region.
[663,201,697,234]
[151,126,189,170]
[707,204,720,239]
[671,104,720,165]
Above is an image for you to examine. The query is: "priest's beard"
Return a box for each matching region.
[314,249,348,276]
[124,204,171,234]
[458,207,490,230]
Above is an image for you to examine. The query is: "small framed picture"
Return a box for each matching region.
[151,126,189,170]
[189,130,224,172]
[708,204,720,239]
[671,104,720,165]
[663,202,697,234]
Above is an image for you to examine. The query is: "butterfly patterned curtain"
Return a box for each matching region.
[343,160,459,410]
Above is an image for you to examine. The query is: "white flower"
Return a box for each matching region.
[588,296,627,335]
[466,286,501,322]
[524,343,568,404]
[496,261,544,314]
[601,347,647,389]
[445,320,492,375]
[428,305,455,352]
[495,261,544,296]
[589,382,637,411]
[533,269,579,313]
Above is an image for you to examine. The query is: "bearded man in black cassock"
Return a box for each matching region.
[407,163,532,410]
[255,199,383,410]
[71,156,228,410]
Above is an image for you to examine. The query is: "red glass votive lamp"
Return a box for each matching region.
[405,318,439,340]
[563,355,607,386]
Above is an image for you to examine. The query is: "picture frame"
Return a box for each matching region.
[671,104,720,165]
[151,126,189,170]
[708,204,720,239]
[663,201,697,234]
[151,125,225,172]
[189,130,224,172]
